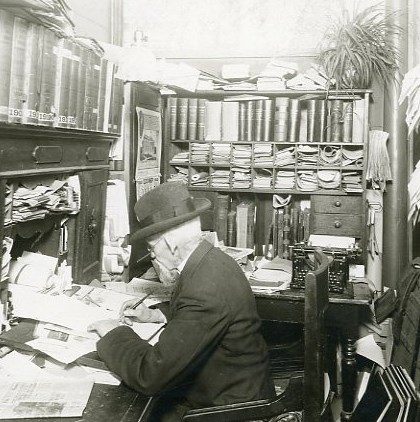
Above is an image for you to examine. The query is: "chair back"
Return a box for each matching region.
[303,249,330,421]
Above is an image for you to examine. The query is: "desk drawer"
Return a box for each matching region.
[312,195,362,214]
[311,213,363,237]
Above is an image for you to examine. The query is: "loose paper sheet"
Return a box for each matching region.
[0,379,94,419]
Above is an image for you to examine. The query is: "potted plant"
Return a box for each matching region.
[316,4,402,90]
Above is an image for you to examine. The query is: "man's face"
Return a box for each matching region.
[151,259,179,286]
[147,235,179,286]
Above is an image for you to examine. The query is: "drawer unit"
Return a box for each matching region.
[311,195,362,214]
[0,126,113,176]
[310,195,364,238]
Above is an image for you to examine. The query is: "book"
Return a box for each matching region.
[262,99,273,142]
[21,22,40,125]
[204,101,222,141]
[274,97,289,142]
[350,370,393,422]
[352,99,365,144]
[38,27,58,126]
[76,46,88,130]
[168,97,177,140]
[282,205,291,259]
[236,200,255,249]
[102,60,114,133]
[197,98,206,140]
[238,102,246,141]
[83,49,98,130]
[177,97,188,140]
[55,38,72,128]
[245,100,254,142]
[222,101,239,142]
[0,9,14,122]
[214,193,230,245]
[330,99,344,142]
[306,99,327,142]
[67,40,81,129]
[272,210,278,257]
[90,52,101,131]
[254,99,264,142]
[287,99,300,143]
[343,101,354,143]
[8,16,29,124]
[227,210,237,247]
[276,209,284,258]
[97,57,110,132]
[187,98,198,140]
[291,205,299,246]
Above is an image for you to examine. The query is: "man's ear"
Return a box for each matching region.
[163,234,178,256]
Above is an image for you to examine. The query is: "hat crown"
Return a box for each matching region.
[134,182,191,220]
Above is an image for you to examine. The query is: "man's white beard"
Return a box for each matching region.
[152,260,179,286]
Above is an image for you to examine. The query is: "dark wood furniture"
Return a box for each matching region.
[255,281,372,421]
[162,89,371,258]
[0,124,115,320]
[0,383,150,422]
[178,249,332,422]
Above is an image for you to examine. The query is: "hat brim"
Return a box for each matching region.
[130,197,211,242]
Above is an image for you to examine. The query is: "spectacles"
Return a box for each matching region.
[135,236,166,265]
[146,236,166,259]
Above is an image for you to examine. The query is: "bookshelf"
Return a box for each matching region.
[0,123,115,331]
[162,89,371,258]
[0,8,124,135]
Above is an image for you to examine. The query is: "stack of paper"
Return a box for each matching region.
[275,147,296,167]
[275,171,295,190]
[212,143,231,165]
[342,147,364,167]
[190,143,210,164]
[170,151,189,164]
[254,144,273,166]
[248,257,292,292]
[297,170,319,192]
[210,169,230,188]
[253,168,273,189]
[318,170,341,190]
[297,145,318,166]
[319,146,342,166]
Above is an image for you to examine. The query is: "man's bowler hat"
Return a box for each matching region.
[130,181,211,241]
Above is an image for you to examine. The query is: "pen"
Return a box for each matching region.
[130,293,152,310]
[120,293,151,324]
[147,324,166,343]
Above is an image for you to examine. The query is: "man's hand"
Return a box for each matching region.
[119,298,166,325]
[87,319,120,337]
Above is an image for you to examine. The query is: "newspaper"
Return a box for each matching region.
[0,379,94,419]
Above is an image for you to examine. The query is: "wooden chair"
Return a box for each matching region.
[140,249,332,422]
[183,249,332,422]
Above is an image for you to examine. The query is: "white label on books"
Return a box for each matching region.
[8,108,22,117]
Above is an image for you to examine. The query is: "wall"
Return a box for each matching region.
[67,0,113,42]
[122,0,378,74]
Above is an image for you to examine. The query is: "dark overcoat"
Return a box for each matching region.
[97,240,275,408]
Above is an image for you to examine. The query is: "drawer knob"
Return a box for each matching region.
[334,201,342,207]
[334,220,342,228]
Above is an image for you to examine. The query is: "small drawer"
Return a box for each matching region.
[311,213,363,237]
[311,195,362,214]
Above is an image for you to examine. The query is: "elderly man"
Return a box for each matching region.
[88,182,274,421]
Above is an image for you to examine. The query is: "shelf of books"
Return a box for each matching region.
[0,8,123,134]
[165,90,370,195]
[163,90,371,257]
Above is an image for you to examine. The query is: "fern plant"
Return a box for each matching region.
[317,4,402,89]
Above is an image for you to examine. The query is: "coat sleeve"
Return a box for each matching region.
[96,283,231,396]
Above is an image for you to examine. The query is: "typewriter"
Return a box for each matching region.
[291,244,360,293]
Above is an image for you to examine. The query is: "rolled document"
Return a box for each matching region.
[191,172,209,182]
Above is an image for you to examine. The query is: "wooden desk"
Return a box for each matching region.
[255,281,372,422]
[0,383,150,422]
